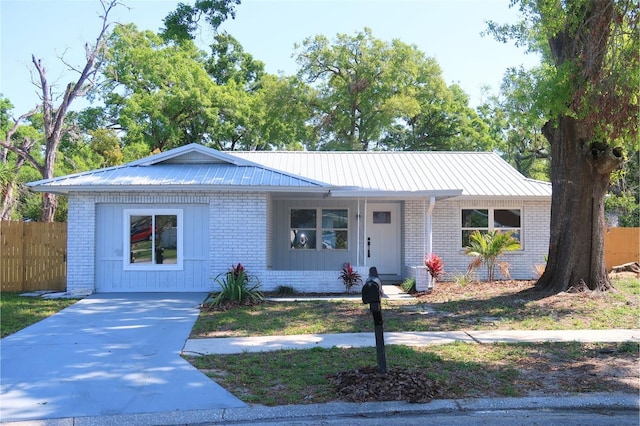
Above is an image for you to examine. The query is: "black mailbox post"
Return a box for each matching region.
[362,278,387,373]
[362,280,380,304]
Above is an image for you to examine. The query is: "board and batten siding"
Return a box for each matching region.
[270,199,360,271]
[95,203,209,292]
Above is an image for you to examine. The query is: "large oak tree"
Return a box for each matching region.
[489,0,638,293]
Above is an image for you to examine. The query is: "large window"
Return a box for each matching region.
[290,208,348,250]
[461,208,521,247]
[124,209,183,270]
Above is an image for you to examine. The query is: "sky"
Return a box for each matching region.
[0,0,539,117]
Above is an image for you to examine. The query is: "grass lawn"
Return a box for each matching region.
[185,276,639,405]
[0,293,78,338]
[187,341,639,405]
[190,277,640,338]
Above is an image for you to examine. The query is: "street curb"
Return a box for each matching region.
[5,393,638,426]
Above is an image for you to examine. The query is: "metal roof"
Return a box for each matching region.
[28,144,551,199]
[27,144,331,194]
[233,151,551,198]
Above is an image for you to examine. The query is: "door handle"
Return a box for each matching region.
[367,237,371,258]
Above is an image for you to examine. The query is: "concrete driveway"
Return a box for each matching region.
[0,293,245,423]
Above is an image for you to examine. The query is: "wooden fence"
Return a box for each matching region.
[1,221,67,292]
[605,227,640,271]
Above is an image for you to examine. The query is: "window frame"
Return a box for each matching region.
[289,207,350,250]
[461,208,523,249]
[123,209,184,271]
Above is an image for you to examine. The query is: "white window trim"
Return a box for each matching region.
[123,209,184,271]
[289,207,350,251]
[461,207,524,250]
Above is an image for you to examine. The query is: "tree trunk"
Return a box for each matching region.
[1,184,17,220]
[537,116,623,293]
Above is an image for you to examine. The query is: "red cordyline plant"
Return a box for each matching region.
[339,262,362,293]
[231,263,246,281]
[424,253,444,280]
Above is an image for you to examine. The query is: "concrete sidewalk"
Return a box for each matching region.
[183,329,640,355]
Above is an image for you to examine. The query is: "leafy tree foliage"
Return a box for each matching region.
[606,151,639,227]
[296,28,486,152]
[478,67,550,180]
[101,24,224,151]
[100,26,314,152]
[161,0,241,42]
[206,32,265,87]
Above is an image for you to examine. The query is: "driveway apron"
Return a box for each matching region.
[0,293,246,422]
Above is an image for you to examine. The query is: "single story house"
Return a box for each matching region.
[27,143,551,294]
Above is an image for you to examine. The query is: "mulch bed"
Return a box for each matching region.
[328,366,445,403]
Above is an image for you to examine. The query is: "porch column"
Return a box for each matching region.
[363,198,368,268]
[417,196,436,291]
[425,196,435,257]
[356,198,361,267]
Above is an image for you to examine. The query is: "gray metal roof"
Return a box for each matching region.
[233,151,551,198]
[27,144,331,194]
[28,144,551,199]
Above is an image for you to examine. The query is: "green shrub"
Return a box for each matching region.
[205,263,263,307]
[275,285,297,295]
[401,277,416,293]
[451,270,475,287]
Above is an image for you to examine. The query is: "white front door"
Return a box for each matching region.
[366,203,401,275]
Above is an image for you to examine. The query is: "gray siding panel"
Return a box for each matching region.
[271,199,359,271]
[95,203,209,292]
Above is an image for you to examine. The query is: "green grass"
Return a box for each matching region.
[185,341,640,406]
[0,292,78,338]
[192,277,639,338]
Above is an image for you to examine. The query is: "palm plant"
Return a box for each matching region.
[465,230,520,282]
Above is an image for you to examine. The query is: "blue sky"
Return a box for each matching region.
[1,0,539,117]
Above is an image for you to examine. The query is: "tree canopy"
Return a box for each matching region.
[295,28,488,151]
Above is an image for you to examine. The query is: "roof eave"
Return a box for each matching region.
[457,194,552,201]
[27,184,335,195]
[330,189,464,199]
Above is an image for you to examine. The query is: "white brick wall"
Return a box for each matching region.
[263,270,348,293]
[403,200,427,266]
[66,190,550,294]
[66,194,96,294]
[405,198,551,283]
[209,192,268,289]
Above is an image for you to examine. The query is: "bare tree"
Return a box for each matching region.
[0,0,118,221]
